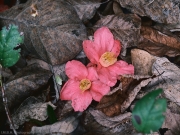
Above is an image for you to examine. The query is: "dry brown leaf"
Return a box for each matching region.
[94,14,141,56]
[66,0,101,22]
[138,37,180,57]
[31,113,81,134]
[131,49,156,76]
[145,57,180,107]
[162,109,180,135]
[11,97,56,129]
[97,75,155,117]
[89,108,131,128]
[141,26,180,51]
[0,64,52,115]
[55,100,73,121]
[26,57,50,71]
[0,0,87,65]
[83,109,137,135]
[117,0,180,24]
[0,67,12,78]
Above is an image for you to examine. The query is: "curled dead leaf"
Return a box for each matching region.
[138,37,180,57]
[97,75,156,117]
[139,26,180,57]
[141,26,180,51]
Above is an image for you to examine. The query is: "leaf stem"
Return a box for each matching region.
[0,65,17,135]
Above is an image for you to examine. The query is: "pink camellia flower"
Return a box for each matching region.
[60,60,110,112]
[83,27,134,86]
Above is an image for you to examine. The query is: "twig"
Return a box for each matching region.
[0,65,17,135]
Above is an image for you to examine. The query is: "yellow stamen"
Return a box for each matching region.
[79,79,91,91]
[99,52,117,67]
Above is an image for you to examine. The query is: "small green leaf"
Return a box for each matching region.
[47,105,57,124]
[55,74,62,85]
[28,119,44,126]
[132,89,167,134]
[0,25,24,67]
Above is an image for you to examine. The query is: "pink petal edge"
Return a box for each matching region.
[65,60,88,80]
[94,27,114,54]
[111,40,121,57]
[90,81,110,101]
[83,40,100,64]
[60,80,80,100]
[71,91,92,112]
[87,66,98,81]
[108,60,134,76]
[98,67,117,87]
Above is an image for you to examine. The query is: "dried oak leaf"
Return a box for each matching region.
[0,64,52,115]
[131,49,156,76]
[139,26,180,57]
[11,97,56,129]
[66,0,101,22]
[94,14,141,56]
[0,0,87,65]
[145,57,180,107]
[97,75,155,117]
[117,0,180,24]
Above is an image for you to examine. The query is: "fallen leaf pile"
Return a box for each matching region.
[0,0,180,135]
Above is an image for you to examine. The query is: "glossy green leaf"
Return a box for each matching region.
[47,105,57,124]
[132,89,167,134]
[0,25,24,67]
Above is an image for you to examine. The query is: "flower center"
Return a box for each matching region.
[79,79,91,91]
[99,52,117,67]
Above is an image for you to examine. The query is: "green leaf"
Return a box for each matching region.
[0,25,24,67]
[47,105,57,124]
[28,119,44,126]
[132,89,167,134]
[55,74,62,85]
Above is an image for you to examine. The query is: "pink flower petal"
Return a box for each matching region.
[111,40,121,57]
[94,27,114,53]
[83,40,100,64]
[66,60,88,80]
[98,67,117,87]
[108,60,134,76]
[87,66,98,81]
[60,80,80,100]
[90,81,110,101]
[71,91,92,112]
